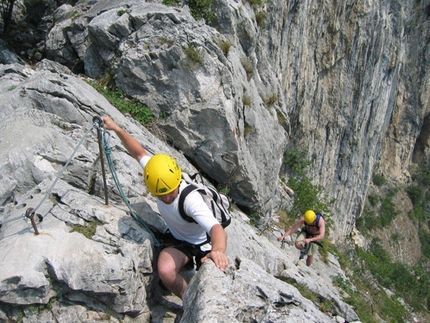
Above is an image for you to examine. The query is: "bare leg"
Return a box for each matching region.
[157,247,190,299]
[306,255,313,266]
[295,241,306,250]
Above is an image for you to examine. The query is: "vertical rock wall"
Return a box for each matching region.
[255,0,429,241]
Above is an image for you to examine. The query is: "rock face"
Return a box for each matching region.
[1,0,429,321]
[46,0,288,217]
[0,62,359,322]
[42,0,430,242]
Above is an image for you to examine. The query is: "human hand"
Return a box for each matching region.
[201,249,228,271]
[101,116,119,131]
[277,235,285,241]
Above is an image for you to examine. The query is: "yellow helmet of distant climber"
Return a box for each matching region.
[144,154,182,195]
[304,210,317,224]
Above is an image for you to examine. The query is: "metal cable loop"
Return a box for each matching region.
[26,122,97,219]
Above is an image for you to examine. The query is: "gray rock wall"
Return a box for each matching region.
[0,61,359,322]
[43,0,430,242]
[264,0,429,240]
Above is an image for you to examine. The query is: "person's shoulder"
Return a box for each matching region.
[139,155,151,168]
[179,182,202,201]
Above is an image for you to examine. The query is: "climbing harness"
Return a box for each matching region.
[22,116,160,246]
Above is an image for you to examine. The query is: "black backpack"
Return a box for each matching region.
[178,173,232,230]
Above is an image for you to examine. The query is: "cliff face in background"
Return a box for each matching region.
[267,0,429,240]
[38,0,429,242]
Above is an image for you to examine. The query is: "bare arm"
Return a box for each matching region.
[309,217,326,243]
[102,116,148,161]
[201,224,228,271]
[277,217,305,241]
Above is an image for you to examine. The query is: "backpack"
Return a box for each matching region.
[315,212,322,228]
[178,173,232,230]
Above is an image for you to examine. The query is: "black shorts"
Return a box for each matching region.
[156,230,209,270]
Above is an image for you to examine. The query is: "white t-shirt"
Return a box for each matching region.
[140,156,219,248]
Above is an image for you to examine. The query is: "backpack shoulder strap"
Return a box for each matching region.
[316,213,322,227]
[178,183,198,223]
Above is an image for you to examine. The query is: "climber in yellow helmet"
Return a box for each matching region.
[102,116,228,303]
[277,210,326,266]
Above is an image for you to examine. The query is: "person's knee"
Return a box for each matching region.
[158,256,178,282]
[295,241,303,249]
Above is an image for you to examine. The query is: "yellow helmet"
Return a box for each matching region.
[304,210,317,224]
[144,154,182,195]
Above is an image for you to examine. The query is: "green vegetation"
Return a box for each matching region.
[367,193,379,207]
[188,0,214,23]
[329,241,430,322]
[244,123,253,136]
[183,45,204,66]
[0,297,59,322]
[246,0,267,5]
[255,11,266,27]
[406,163,430,261]
[276,209,296,231]
[277,111,286,124]
[218,185,230,196]
[263,93,277,107]
[1,0,16,36]
[245,0,267,27]
[240,58,254,80]
[71,219,104,239]
[283,148,312,177]
[162,0,181,6]
[407,163,430,222]
[89,79,154,125]
[242,95,251,106]
[283,147,333,219]
[287,176,332,221]
[218,40,231,56]
[162,0,214,22]
[352,162,430,321]
[158,37,174,47]
[356,244,429,315]
[372,173,387,186]
[117,9,129,16]
[356,187,397,234]
[333,272,406,323]
[419,228,430,260]
[360,163,429,241]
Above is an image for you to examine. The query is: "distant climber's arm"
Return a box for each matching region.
[278,218,305,241]
[310,218,326,243]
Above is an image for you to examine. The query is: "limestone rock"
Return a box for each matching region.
[0,61,358,322]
